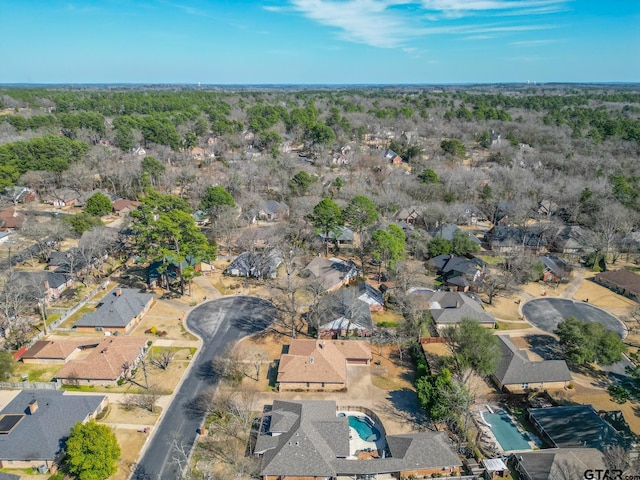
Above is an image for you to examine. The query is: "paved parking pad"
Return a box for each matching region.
[522,298,626,338]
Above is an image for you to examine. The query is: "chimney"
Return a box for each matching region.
[115,288,122,297]
[28,399,38,415]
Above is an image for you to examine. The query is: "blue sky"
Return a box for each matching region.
[1,0,638,84]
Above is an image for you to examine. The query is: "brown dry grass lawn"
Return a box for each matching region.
[99,402,161,425]
[132,300,197,341]
[370,344,416,391]
[111,427,148,480]
[572,278,637,313]
[483,295,522,321]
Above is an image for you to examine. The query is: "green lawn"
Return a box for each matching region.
[58,305,96,329]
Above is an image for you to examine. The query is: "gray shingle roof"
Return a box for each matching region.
[74,287,154,329]
[529,406,628,451]
[494,335,571,386]
[515,448,605,480]
[0,390,105,462]
[317,288,373,333]
[256,401,462,477]
[225,250,282,279]
[424,291,495,326]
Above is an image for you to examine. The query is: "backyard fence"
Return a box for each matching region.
[0,381,59,391]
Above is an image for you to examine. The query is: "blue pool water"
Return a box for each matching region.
[485,411,531,451]
[348,416,380,442]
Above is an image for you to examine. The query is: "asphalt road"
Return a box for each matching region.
[131,296,277,479]
[521,297,626,338]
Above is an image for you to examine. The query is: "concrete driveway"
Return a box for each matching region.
[521,297,626,338]
[131,296,277,480]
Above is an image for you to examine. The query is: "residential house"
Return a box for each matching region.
[0,208,26,231]
[537,200,558,217]
[433,223,481,246]
[383,148,403,164]
[0,390,107,470]
[73,287,155,334]
[299,257,358,292]
[21,339,92,364]
[112,198,141,216]
[412,290,496,330]
[426,254,484,292]
[319,226,355,248]
[42,189,80,208]
[493,335,572,393]
[257,200,290,222]
[14,271,74,302]
[316,288,374,337]
[2,186,36,204]
[147,255,214,288]
[225,250,282,279]
[254,400,463,480]
[594,270,640,302]
[277,339,371,391]
[0,231,12,243]
[46,248,92,276]
[54,337,149,386]
[528,405,630,452]
[453,204,488,225]
[511,448,605,480]
[552,225,590,256]
[394,206,421,226]
[538,255,572,283]
[132,146,146,156]
[484,225,549,254]
[354,282,385,312]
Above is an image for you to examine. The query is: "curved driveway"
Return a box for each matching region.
[132,296,277,479]
[522,297,626,338]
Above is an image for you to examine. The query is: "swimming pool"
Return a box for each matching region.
[348,415,380,442]
[484,411,531,451]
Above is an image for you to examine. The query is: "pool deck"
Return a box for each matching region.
[338,410,388,458]
[476,407,539,455]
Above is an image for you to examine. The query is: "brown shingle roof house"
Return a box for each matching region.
[54,336,148,386]
[594,270,640,302]
[277,339,371,391]
[21,339,92,364]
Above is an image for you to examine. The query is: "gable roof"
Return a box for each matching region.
[277,339,371,385]
[515,448,605,480]
[420,291,495,326]
[112,198,141,212]
[256,400,462,477]
[301,257,358,291]
[73,287,154,329]
[494,335,571,386]
[595,270,640,296]
[14,270,73,293]
[0,208,26,229]
[225,250,282,279]
[0,390,105,462]
[319,226,354,242]
[257,400,350,477]
[355,282,384,307]
[436,223,481,244]
[528,405,629,451]
[538,254,572,280]
[54,337,147,381]
[22,339,91,362]
[317,288,373,333]
[260,200,289,216]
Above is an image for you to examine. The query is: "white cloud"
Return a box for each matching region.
[285,0,568,49]
[289,0,428,48]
